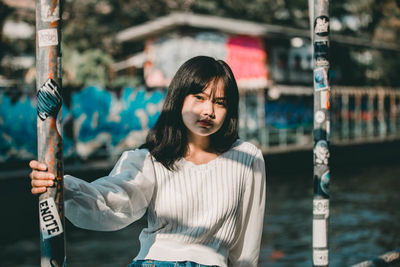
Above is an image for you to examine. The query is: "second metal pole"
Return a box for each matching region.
[310,0,331,266]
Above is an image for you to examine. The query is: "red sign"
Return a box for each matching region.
[226,36,268,88]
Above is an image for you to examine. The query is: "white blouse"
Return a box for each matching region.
[64,139,266,267]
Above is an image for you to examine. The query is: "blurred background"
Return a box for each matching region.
[0,0,399,266]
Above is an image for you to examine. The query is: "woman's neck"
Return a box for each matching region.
[185,135,218,165]
[187,134,210,151]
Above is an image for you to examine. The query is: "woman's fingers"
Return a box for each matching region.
[28,160,55,195]
[30,172,54,195]
[31,187,48,194]
[29,170,55,181]
[29,160,48,171]
[31,178,54,188]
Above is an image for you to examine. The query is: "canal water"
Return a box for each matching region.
[1,142,399,266]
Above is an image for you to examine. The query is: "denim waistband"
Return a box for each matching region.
[128,260,218,267]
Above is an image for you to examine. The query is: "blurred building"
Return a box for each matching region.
[113,12,313,90]
[112,12,400,151]
[1,10,400,163]
[113,12,400,91]
[0,0,35,90]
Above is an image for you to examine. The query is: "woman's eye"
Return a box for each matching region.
[194,95,204,100]
[215,100,226,106]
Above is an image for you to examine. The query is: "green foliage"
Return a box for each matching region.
[2,0,400,87]
[62,46,113,88]
[110,75,143,89]
[334,47,369,86]
[0,2,13,69]
[372,50,400,86]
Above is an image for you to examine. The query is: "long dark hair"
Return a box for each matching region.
[141,56,239,170]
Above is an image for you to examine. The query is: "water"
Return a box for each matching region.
[1,143,400,266]
[261,161,400,266]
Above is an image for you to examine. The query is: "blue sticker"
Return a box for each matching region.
[321,170,330,195]
[314,68,328,91]
[37,79,62,121]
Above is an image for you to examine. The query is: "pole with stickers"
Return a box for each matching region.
[309,0,331,266]
[35,0,66,266]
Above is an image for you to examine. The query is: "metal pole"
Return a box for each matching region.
[341,93,349,140]
[310,0,330,266]
[355,93,362,138]
[378,90,386,137]
[367,93,374,137]
[35,0,66,266]
[390,93,396,134]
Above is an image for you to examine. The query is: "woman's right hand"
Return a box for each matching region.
[29,160,55,195]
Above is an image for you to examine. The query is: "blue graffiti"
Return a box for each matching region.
[71,86,166,149]
[0,85,166,162]
[71,85,118,143]
[0,91,75,161]
[0,94,37,160]
[120,86,165,131]
[1,85,315,162]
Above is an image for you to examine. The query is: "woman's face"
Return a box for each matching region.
[181,79,227,141]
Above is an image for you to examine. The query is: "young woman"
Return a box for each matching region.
[30,56,266,267]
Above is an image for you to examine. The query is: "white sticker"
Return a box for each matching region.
[313,219,327,248]
[326,121,330,136]
[315,111,325,123]
[313,199,329,217]
[315,140,329,165]
[321,91,328,109]
[313,249,329,266]
[38,29,58,47]
[41,1,60,22]
[39,198,63,239]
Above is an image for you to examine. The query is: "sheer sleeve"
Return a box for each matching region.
[228,149,266,266]
[64,149,156,231]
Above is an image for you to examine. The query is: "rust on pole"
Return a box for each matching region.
[310,0,330,266]
[35,0,66,266]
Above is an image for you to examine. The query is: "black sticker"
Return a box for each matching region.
[314,41,329,66]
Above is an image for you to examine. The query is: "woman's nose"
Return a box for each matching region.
[203,100,215,118]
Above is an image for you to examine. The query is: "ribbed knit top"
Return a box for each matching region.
[64,139,266,267]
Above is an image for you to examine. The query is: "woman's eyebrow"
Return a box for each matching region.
[197,90,225,100]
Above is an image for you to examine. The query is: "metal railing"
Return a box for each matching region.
[238,87,400,154]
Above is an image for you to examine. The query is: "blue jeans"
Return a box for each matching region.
[128,260,218,267]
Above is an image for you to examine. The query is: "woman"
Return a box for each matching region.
[30,56,266,267]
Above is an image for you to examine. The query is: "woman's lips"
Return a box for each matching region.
[199,119,212,127]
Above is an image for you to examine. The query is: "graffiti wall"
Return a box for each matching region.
[0,85,317,162]
[0,92,38,161]
[0,86,166,162]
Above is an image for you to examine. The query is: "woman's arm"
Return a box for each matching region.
[30,149,156,231]
[229,149,266,266]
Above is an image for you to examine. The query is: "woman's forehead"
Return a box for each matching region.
[203,78,225,97]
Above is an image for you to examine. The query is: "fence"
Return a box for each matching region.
[239,86,400,154]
